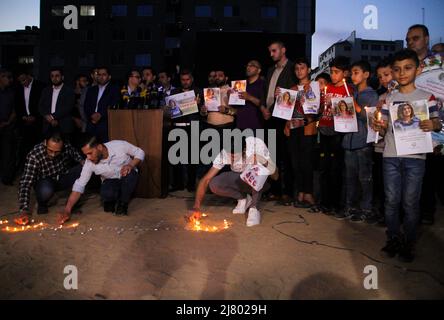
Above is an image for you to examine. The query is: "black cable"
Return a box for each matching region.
[272,214,444,288]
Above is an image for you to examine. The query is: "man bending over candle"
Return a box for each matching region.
[191,136,278,227]
[58,134,145,224]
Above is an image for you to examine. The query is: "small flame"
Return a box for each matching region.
[1,221,80,233]
[187,214,231,233]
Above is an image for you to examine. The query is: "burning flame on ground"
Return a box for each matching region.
[186,213,231,233]
[1,221,80,234]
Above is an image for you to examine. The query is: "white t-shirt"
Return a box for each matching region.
[212,137,271,173]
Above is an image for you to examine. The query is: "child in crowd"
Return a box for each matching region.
[373,49,442,262]
[318,56,354,216]
[338,61,379,222]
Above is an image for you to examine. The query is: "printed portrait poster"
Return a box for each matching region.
[390,100,433,156]
[415,68,444,100]
[165,91,198,119]
[204,87,221,112]
[366,107,382,143]
[272,88,298,120]
[228,80,247,105]
[299,81,321,114]
[332,96,358,133]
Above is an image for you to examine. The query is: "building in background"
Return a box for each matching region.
[0,26,40,75]
[39,0,316,84]
[312,31,404,79]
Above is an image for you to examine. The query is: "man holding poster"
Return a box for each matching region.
[373,49,441,262]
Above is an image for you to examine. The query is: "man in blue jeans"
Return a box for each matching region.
[59,134,145,224]
[373,49,442,262]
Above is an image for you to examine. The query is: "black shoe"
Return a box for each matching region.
[104,201,116,213]
[37,205,49,215]
[381,237,401,258]
[363,211,379,225]
[398,241,415,263]
[320,205,333,215]
[115,202,128,216]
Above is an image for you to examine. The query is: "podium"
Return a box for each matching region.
[108,109,165,198]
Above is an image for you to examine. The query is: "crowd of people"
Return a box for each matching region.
[0,23,443,263]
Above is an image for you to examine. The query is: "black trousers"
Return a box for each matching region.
[372,151,385,216]
[319,133,344,209]
[101,170,139,203]
[17,123,43,170]
[289,128,316,195]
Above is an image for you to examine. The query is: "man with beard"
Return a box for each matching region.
[58,134,145,224]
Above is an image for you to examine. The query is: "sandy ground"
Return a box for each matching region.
[1,182,444,300]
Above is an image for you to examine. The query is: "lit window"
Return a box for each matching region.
[51,6,65,16]
[80,5,95,16]
[18,56,34,64]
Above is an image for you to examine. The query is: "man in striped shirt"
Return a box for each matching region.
[15,130,84,226]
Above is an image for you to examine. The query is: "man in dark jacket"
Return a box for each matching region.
[15,70,46,168]
[84,67,120,143]
[39,67,76,140]
[263,41,297,204]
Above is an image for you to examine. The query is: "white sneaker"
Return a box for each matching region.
[232,194,252,214]
[246,208,261,227]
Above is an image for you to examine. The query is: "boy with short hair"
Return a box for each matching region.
[339,61,379,222]
[318,56,354,216]
[373,49,442,262]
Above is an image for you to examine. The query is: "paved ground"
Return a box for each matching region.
[0,184,443,300]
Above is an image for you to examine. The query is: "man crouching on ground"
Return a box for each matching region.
[58,134,145,224]
[191,136,278,227]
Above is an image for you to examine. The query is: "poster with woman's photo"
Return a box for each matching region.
[165,91,198,119]
[415,68,444,100]
[332,97,358,133]
[204,87,221,112]
[390,100,433,156]
[366,107,382,143]
[299,81,321,114]
[228,80,247,105]
[272,88,298,120]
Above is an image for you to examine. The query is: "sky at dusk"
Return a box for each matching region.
[1,0,443,68]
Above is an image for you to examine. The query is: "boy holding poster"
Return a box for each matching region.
[341,61,379,223]
[318,56,354,217]
[373,49,441,262]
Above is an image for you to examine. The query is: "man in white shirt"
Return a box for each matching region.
[58,134,145,224]
[191,137,278,227]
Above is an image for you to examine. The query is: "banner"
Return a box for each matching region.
[165,91,199,119]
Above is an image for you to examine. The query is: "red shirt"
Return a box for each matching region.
[319,82,354,128]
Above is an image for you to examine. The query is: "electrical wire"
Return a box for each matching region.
[272,214,444,288]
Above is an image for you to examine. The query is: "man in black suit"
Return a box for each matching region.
[15,70,46,169]
[84,66,120,143]
[39,67,76,140]
[263,41,297,205]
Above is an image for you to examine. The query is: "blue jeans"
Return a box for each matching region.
[35,165,83,207]
[383,157,425,243]
[344,147,373,211]
[100,170,139,203]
